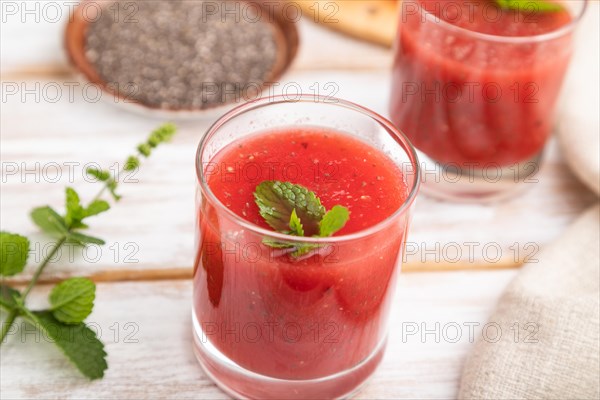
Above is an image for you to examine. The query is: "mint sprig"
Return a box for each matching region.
[85,123,176,201]
[49,278,95,324]
[319,206,351,238]
[288,209,305,237]
[0,232,30,276]
[0,123,176,379]
[254,180,325,236]
[0,285,21,310]
[254,181,350,257]
[494,0,563,12]
[27,311,108,380]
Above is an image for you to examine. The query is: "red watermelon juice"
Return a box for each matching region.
[193,116,418,399]
[390,0,582,180]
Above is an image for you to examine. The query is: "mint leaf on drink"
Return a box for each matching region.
[319,205,350,238]
[49,278,95,324]
[261,239,295,249]
[495,0,562,12]
[25,311,107,380]
[288,209,305,236]
[254,181,325,235]
[254,181,350,257]
[0,232,30,277]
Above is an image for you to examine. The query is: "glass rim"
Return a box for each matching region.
[196,95,421,244]
[410,0,588,44]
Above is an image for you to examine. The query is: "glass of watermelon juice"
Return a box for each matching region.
[193,96,420,399]
[390,0,587,201]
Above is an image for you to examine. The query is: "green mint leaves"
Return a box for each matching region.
[319,205,351,238]
[0,285,21,310]
[28,311,108,380]
[254,180,326,235]
[49,278,96,324]
[495,0,563,12]
[85,123,177,201]
[65,188,110,230]
[31,206,68,237]
[254,181,350,257]
[86,168,111,182]
[288,209,305,237]
[0,232,30,276]
[0,123,176,380]
[30,188,109,246]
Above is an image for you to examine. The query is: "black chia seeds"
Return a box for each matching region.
[84,1,279,110]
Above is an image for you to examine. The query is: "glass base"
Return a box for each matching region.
[416,149,543,203]
[192,313,386,399]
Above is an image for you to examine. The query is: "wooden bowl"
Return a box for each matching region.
[64,0,300,119]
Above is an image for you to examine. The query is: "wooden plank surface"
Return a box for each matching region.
[0,270,517,399]
[1,70,596,283]
[1,2,597,399]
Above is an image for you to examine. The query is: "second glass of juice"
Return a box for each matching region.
[390,0,587,201]
[193,96,420,399]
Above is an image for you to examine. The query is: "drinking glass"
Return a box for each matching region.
[193,95,420,399]
[390,0,587,201]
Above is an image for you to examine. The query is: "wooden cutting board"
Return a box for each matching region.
[295,0,399,47]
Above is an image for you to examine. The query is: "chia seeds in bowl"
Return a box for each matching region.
[66,0,298,117]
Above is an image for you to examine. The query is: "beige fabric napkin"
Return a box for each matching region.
[459,205,600,399]
[459,2,600,399]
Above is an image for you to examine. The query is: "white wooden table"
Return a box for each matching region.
[1,4,596,399]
